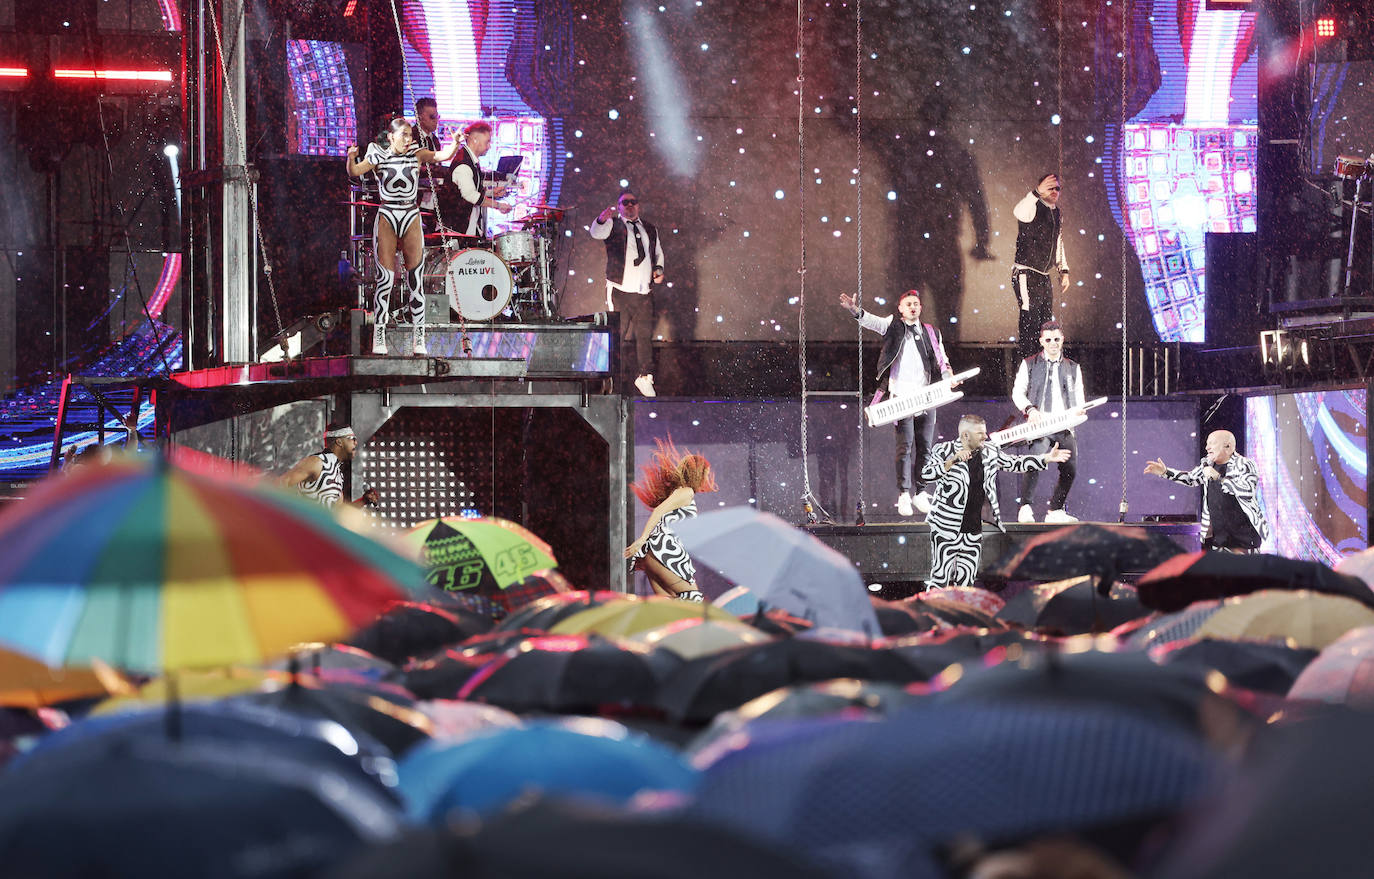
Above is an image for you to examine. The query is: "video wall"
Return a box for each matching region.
[1247,389,1368,564]
[377,0,1259,343]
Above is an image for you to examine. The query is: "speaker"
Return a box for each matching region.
[1205,232,1263,348]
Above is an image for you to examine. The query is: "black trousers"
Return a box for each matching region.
[611,288,655,381]
[1017,429,1077,511]
[895,411,937,495]
[1013,268,1054,360]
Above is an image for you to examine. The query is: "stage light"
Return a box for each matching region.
[342,0,358,15]
[53,68,174,83]
[0,67,28,78]
[163,143,179,158]
[1316,16,1336,38]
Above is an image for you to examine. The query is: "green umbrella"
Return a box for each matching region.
[403,516,558,596]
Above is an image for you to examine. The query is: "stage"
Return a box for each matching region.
[804,521,1203,592]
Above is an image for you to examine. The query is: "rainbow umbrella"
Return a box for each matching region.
[0,647,131,709]
[403,516,558,599]
[0,455,429,674]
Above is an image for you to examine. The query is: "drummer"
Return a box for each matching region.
[451,121,512,238]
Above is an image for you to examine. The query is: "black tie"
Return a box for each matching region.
[1042,360,1057,410]
[629,221,646,266]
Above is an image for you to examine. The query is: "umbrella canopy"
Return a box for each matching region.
[687,702,1219,879]
[347,601,494,665]
[1189,590,1374,649]
[674,508,880,636]
[0,647,129,708]
[329,799,838,879]
[626,617,773,659]
[990,523,1184,590]
[235,679,432,755]
[1125,600,1226,649]
[402,516,558,602]
[655,638,926,724]
[0,736,403,879]
[902,596,1003,630]
[1334,546,1374,588]
[915,586,1005,617]
[1150,638,1318,695]
[495,591,626,632]
[1287,625,1374,706]
[1137,551,1374,613]
[549,597,738,638]
[397,723,698,822]
[416,699,522,741]
[1000,577,1151,634]
[0,456,429,674]
[457,635,680,714]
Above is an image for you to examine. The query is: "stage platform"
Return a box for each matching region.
[803,521,1203,588]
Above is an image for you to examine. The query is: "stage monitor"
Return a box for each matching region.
[285,39,362,157]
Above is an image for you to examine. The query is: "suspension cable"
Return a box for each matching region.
[854,0,866,525]
[796,0,823,524]
[1119,0,1130,523]
[206,0,284,346]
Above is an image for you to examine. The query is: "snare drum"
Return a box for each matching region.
[493,230,537,265]
[424,247,514,321]
[1335,154,1368,180]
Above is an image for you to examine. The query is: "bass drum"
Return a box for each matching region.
[425,247,514,321]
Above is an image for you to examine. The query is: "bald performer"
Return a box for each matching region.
[1144,430,1269,552]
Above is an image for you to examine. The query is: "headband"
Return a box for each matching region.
[325,426,356,440]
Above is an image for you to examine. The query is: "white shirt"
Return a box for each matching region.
[452,145,484,236]
[589,215,663,296]
[1012,356,1085,414]
[856,312,930,397]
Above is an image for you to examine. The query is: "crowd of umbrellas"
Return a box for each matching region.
[4,454,1374,877]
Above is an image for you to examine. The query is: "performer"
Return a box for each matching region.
[840,288,955,518]
[1011,173,1071,359]
[625,439,717,602]
[411,97,442,218]
[591,190,665,397]
[346,117,460,356]
[1144,429,1269,552]
[922,414,1070,587]
[279,423,380,509]
[1011,320,1086,523]
[450,120,511,240]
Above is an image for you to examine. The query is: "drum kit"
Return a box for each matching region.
[344,183,567,323]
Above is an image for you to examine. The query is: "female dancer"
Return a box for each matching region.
[346,117,459,356]
[625,439,718,602]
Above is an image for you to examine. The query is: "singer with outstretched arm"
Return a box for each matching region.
[1143,429,1269,552]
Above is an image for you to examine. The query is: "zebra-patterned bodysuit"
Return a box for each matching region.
[921,440,1047,587]
[364,140,425,336]
[297,451,344,508]
[630,498,698,585]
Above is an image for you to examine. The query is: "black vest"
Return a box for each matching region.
[602,218,660,286]
[876,319,941,386]
[1013,198,1062,272]
[1024,353,1081,413]
[448,148,484,236]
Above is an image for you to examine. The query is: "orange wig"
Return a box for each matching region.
[631,438,718,509]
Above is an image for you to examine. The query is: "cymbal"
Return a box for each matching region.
[341,200,383,207]
[524,204,567,211]
[425,231,480,239]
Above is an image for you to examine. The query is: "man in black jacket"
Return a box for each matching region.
[1010,173,1071,359]
[591,190,665,397]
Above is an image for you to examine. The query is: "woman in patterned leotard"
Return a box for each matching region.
[346,117,459,356]
[625,439,718,602]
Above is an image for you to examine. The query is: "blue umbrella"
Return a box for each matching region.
[0,737,403,879]
[674,508,880,637]
[397,721,698,823]
[687,702,1220,879]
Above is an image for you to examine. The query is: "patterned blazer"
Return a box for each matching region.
[921,440,1048,534]
[1163,453,1270,544]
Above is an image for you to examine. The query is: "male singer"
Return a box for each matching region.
[1144,429,1269,552]
[1011,173,1071,359]
[591,189,665,397]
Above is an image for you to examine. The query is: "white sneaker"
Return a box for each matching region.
[372,324,388,356]
[412,325,427,356]
[1017,504,1035,523]
[913,491,933,514]
[633,374,656,397]
[897,492,914,517]
[1045,509,1079,524]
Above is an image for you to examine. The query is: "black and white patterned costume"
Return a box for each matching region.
[921,440,1048,587]
[297,451,344,508]
[363,140,425,338]
[629,498,698,584]
[1163,454,1270,548]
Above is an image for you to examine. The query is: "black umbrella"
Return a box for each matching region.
[747,608,815,636]
[885,629,1051,679]
[457,634,681,714]
[873,601,939,636]
[347,601,494,665]
[234,680,431,756]
[656,639,926,724]
[1000,577,1151,634]
[328,798,839,879]
[990,523,1185,595]
[0,737,402,879]
[1149,637,1319,695]
[904,596,1005,630]
[494,591,625,633]
[1136,551,1374,612]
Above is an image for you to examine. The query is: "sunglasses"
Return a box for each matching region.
[620,199,638,206]
[1046,186,1062,192]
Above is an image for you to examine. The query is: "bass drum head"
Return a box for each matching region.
[427,247,514,321]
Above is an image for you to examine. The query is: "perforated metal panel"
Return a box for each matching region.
[362,408,488,529]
